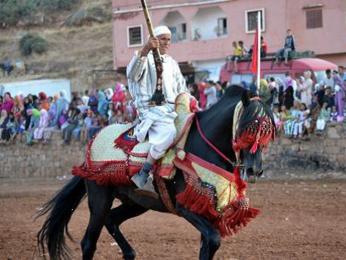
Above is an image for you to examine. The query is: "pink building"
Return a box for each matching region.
[112,0,346,80]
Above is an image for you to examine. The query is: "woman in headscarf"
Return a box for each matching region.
[259,79,272,106]
[39,92,50,111]
[2,92,14,113]
[298,71,313,107]
[33,102,50,141]
[97,90,108,117]
[52,91,69,128]
[333,70,345,122]
[112,83,126,112]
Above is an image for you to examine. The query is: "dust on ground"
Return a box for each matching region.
[0,178,346,260]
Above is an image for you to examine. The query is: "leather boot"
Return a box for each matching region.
[131,170,149,189]
[134,175,159,199]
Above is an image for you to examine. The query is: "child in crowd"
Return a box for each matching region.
[316,102,330,132]
[273,105,283,133]
[231,41,242,72]
[281,105,294,136]
[330,106,338,122]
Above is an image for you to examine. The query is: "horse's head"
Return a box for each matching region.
[232,90,275,177]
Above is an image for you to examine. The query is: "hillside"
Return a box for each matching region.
[0,0,116,92]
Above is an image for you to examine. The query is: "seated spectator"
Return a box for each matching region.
[238,41,249,57]
[275,29,295,64]
[0,96,3,111]
[97,90,108,118]
[124,92,137,123]
[330,106,338,122]
[260,36,267,58]
[62,107,81,145]
[322,87,335,109]
[87,112,102,141]
[299,103,311,137]
[280,105,294,136]
[0,112,16,143]
[316,102,330,133]
[52,91,69,128]
[33,103,50,143]
[80,110,94,144]
[88,89,98,114]
[2,92,14,114]
[272,105,283,132]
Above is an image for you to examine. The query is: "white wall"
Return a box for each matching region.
[191,6,227,41]
[192,59,225,82]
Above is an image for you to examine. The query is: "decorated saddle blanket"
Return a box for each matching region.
[72,92,195,186]
[174,153,259,237]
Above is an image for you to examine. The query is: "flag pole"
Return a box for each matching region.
[256,11,261,93]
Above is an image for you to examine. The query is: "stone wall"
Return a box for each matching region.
[263,124,346,176]
[1,125,345,179]
[0,130,85,179]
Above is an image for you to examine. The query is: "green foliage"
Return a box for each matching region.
[0,0,79,27]
[19,33,48,56]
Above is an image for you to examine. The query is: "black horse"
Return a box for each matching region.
[37,85,275,260]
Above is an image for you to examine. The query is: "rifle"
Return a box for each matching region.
[140,0,165,105]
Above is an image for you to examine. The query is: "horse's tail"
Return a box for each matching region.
[36,176,86,260]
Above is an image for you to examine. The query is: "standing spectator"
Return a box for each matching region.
[97,90,108,118]
[188,83,200,101]
[2,92,14,113]
[204,81,218,109]
[52,91,69,128]
[23,97,33,130]
[88,89,98,114]
[82,90,90,107]
[298,71,313,106]
[0,95,3,111]
[105,88,114,102]
[332,70,345,122]
[198,82,207,110]
[0,110,9,140]
[322,69,334,90]
[260,36,268,58]
[269,77,279,106]
[259,79,271,106]
[275,29,295,64]
[316,102,330,133]
[112,83,126,112]
[231,41,242,72]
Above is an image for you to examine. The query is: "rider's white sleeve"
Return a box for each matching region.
[126,52,148,83]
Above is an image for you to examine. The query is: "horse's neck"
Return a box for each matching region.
[186,102,236,171]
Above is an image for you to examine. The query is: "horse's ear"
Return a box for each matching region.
[241,90,250,107]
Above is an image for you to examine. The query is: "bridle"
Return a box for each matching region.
[195,97,272,169]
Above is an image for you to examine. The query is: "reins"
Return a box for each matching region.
[195,115,238,167]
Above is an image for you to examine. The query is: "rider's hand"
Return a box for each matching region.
[140,37,159,57]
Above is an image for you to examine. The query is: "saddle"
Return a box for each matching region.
[72,93,195,186]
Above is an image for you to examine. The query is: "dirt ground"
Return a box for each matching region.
[1,178,346,260]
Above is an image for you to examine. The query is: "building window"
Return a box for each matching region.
[127,25,143,47]
[306,9,323,29]
[216,17,227,36]
[245,8,265,33]
[169,23,187,43]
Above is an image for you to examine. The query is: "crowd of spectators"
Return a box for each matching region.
[1,65,345,146]
[0,83,136,146]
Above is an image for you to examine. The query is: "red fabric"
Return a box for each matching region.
[251,30,259,74]
[174,153,259,237]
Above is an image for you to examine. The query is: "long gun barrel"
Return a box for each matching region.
[140,0,165,105]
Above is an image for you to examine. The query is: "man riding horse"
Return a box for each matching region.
[128,25,188,197]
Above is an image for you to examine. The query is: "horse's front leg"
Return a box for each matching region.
[176,204,221,260]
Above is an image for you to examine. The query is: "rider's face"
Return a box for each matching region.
[158,34,171,55]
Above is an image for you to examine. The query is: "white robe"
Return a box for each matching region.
[127,51,187,159]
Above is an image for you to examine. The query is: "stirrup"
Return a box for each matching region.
[134,175,159,199]
[131,170,149,188]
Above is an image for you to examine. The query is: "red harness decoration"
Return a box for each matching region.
[174,153,259,237]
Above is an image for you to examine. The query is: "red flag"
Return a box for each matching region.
[251,30,258,74]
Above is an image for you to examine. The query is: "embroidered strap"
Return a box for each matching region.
[154,174,178,215]
[195,116,236,166]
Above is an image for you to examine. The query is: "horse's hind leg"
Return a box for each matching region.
[176,204,221,260]
[105,203,148,260]
[81,181,113,260]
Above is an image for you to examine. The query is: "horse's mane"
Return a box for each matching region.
[198,84,275,137]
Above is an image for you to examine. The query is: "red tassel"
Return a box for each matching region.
[249,141,259,154]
